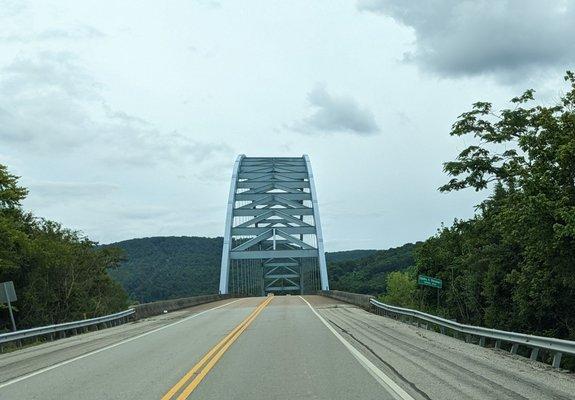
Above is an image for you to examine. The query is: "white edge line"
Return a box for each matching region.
[0,298,245,389]
[299,296,415,400]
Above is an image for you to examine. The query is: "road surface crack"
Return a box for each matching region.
[328,318,432,400]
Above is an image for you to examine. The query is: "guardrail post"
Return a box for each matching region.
[552,352,562,368]
[495,340,502,349]
[510,343,519,354]
[530,348,539,361]
[440,326,446,335]
[479,337,486,347]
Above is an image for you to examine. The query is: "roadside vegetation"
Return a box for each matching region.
[0,166,128,331]
[327,243,417,294]
[383,73,575,342]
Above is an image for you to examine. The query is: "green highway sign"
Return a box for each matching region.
[418,274,442,289]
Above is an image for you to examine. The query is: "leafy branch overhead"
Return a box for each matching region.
[441,72,575,194]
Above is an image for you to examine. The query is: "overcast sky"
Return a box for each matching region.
[1,0,574,250]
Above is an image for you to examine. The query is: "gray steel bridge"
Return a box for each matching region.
[219,155,329,296]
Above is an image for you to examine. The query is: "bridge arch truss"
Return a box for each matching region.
[219,155,329,295]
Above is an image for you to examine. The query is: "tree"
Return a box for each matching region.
[0,164,129,330]
[416,72,575,340]
[380,268,417,308]
[0,165,27,210]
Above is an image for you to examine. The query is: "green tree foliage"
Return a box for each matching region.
[379,267,417,308]
[0,165,128,330]
[107,237,224,303]
[325,249,378,263]
[328,243,418,295]
[417,72,575,340]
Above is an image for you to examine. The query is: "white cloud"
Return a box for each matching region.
[29,181,119,200]
[0,25,104,43]
[291,84,380,135]
[0,52,232,166]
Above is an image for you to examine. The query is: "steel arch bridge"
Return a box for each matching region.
[219,155,330,296]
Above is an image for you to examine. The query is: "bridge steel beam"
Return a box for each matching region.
[219,155,330,295]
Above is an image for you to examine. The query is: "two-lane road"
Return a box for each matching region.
[1,296,573,399]
[0,296,399,400]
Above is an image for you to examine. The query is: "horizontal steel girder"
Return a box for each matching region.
[238,172,308,179]
[240,166,308,173]
[263,261,299,267]
[235,192,311,201]
[266,286,300,291]
[233,208,313,216]
[231,226,316,235]
[265,274,299,279]
[229,249,318,259]
[236,181,310,189]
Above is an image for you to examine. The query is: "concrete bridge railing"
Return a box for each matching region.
[133,294,230,319]
[318,290,373,310]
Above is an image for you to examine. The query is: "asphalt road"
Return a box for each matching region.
[0,295,573,399]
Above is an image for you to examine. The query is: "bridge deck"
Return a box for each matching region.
[0,296,572,399]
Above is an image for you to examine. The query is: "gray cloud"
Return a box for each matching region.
[30,181,119,199]
[0,0,26,17]
[0,25,104,43]
[292,85,380,135]
[114,206,174,221]
[0,52,232,166]
[358,0,575,79]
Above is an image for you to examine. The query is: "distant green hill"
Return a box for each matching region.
[328,242,420,295]
[106,236,414,302]
[325,249,378,263]
[107,236,223,303]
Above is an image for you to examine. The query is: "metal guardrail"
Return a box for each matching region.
[370,298,575,368]
[0,308,134,350]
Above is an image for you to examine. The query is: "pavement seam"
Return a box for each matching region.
[326,317,432,400]
[336,308,561,400]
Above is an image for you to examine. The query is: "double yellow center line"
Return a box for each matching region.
[161,295,274,400]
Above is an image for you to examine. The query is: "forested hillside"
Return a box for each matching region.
[0,165,128,331]
[395,72,575,341]
[328,243,418,295]
[107,237,395,302]
[325,249,377,263]
[107,237,223,303]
